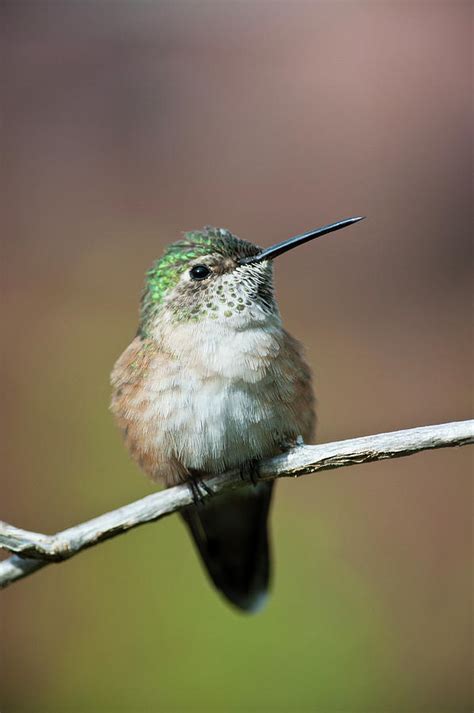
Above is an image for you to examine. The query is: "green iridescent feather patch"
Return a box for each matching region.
[137,227,259,336]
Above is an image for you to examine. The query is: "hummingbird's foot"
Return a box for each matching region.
[187,472,214,505]
[199,479,214,498]
[187,475,204,505]
[239,459,260,487]
[279,435,304,452]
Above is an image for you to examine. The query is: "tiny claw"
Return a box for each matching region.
[279,435,304,452]
[239,459,260,486]
[199,480,214,498]
[187,472,213,505]
[187,477,202,506]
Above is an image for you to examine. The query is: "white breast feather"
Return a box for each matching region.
[130,312,301,472]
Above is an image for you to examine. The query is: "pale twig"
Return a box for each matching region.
[1,419,472,589]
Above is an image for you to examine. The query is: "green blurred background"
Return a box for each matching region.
[1,1,472,711]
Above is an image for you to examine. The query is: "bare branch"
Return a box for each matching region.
[1,419,472,589]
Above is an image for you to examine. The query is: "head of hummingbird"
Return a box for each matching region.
[137,218,364,338]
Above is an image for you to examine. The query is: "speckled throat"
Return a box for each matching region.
[138,226,262,336]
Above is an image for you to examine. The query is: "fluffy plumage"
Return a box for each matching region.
[111,227,315,611]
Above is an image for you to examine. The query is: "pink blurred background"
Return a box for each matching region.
[2,2,472,711]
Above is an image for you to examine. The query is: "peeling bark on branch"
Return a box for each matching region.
[1,419,472,589]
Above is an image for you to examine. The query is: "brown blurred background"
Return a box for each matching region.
[1,1,472,711]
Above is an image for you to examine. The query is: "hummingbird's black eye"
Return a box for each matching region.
[189,264,211,281]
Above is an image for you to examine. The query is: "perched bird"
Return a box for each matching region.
[111,217,363,612]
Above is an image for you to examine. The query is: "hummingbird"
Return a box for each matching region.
[111,217,363,612]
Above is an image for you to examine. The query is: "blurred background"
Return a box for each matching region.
[1,1,472,711]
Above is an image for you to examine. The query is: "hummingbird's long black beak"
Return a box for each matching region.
[238,216,365,265]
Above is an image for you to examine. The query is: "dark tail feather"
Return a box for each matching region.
[181,481,274,613]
